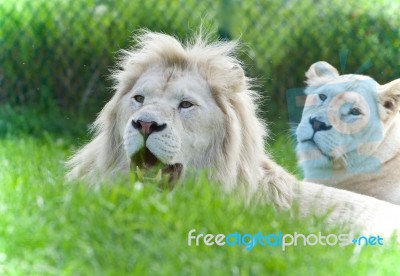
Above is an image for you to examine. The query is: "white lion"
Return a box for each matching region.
[67,31,400,238]
[296,61,400,204]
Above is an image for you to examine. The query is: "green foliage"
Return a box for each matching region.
[0,0,217,114]
[0,134,399,274]
[0,104,89,138]
[2,0,400,127]
[234,0,400,111]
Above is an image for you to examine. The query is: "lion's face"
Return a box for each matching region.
[296,77,381,164]
[67,31,266,191]
[296,61,400,179]
[120,65,224,179]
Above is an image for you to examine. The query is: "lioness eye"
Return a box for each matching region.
[179,101,194,109]
[133,95,145,103]
[319,94,327,101]
[349,107,362,116]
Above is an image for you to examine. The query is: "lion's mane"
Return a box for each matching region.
[66,30,294,207]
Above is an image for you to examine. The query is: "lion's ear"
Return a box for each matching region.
[206,63,246,94]
[230,64,245,91]
[378,79,400,120]
[305,61,339,86]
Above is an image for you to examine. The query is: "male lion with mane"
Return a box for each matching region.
[67,30,400,237]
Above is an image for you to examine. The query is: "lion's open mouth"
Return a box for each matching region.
[130,147,183,184]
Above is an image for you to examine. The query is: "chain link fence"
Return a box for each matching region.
[1,0,400,122]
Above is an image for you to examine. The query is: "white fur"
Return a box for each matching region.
[297,61,400,204]
[67,32,400,238]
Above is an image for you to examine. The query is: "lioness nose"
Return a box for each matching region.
[132,120,167,138]
[309,117,332,132]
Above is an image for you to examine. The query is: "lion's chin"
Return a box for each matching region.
[130,147,183,184]
[300,140,333,161]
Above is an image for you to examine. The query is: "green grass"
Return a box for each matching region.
[1,113,400,275]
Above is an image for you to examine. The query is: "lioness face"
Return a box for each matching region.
[296,77,382,167]
[296,61,400,179]
[120,65,224,179]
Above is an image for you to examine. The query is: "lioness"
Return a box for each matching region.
[296,61,400,204]
[67,31,400,237]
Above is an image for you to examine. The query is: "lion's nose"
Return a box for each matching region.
[132,120,167,138]
[309,117,332,132]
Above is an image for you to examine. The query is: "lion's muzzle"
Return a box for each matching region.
[126,114,183,184]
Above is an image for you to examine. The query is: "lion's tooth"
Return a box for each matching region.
[156,169,162,181]
[136,166,143,178]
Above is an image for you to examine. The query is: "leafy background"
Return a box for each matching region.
[2,0,400,130]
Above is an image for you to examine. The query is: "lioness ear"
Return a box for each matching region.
[378,79,400,120]
[305,61,339,86]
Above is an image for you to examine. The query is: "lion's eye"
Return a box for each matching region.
[133,95,145,103]
[179,101,194,109]
[319,94,327,101]
[349,107,362,116]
